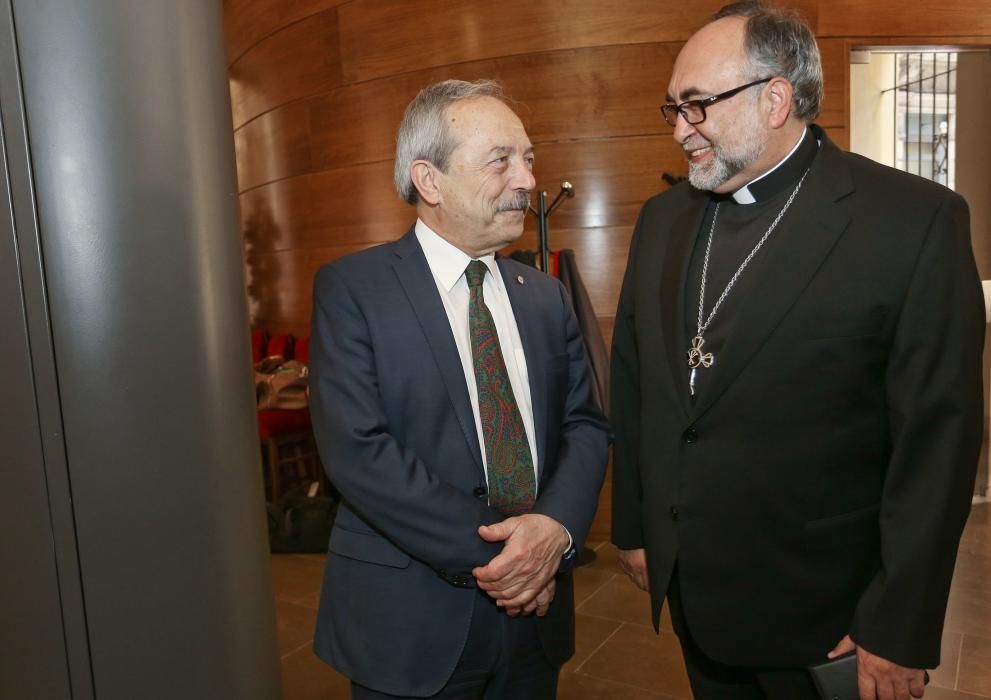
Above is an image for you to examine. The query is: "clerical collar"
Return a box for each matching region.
[731,127,818,204]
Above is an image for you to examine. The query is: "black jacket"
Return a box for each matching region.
[610,126,984,669]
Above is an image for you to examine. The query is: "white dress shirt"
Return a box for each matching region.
[414,219,540,493]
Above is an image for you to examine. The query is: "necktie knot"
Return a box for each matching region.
[465,260,487,289]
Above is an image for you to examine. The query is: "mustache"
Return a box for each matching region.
[495,192,532,213]
[683,138,713,153]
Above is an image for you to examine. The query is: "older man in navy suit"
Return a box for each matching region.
[310,80,609,699]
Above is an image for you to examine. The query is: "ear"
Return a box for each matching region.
[410,160,442,206]
[764,77,794,129]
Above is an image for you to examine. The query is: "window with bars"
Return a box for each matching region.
[885,52,956,188]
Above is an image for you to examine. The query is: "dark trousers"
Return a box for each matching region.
[668,567,820,700]
[351,590,558,700]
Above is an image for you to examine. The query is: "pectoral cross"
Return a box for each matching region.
[686,335,713,396]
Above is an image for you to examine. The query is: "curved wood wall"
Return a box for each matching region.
[225,0,991,537]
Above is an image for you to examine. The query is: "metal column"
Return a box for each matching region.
[0,0,281,697]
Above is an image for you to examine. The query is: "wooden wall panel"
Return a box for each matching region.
[247,243,380,338]
[818,39,848,128]
[235,37,847,195]
[337,0,817,84]
[234,42,685,191]
[233,98,314,192]
[224,0,347,65]
[818,0,991,38]
[229,8,342,128]
[511,226,634,318]
[239,161,405,253]
[534,137,683,230]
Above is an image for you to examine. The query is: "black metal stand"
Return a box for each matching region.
[529,182,574,272]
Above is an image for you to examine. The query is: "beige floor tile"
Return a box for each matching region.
[944,584,991,639]
[577,573,656,628]
[958,634,991,698]
[271,553,327,605]
[573,565,616,608]
[578,623,692,699]
[921,686,991,700]
[275,599,318,658]
[587,541,629,576]
[951,552,991,593]
[565,613,623,673]
[281,644,351,700]
[559,670,677,699]
[929,632,963,690]
[958,505,991,557]
[295,591,322,611]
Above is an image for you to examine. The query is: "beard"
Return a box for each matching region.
[686,121,767,191]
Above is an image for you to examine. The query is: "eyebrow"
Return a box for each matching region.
[667,85,707,103]
[488,146,535,158]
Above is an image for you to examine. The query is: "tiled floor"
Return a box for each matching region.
[273,504,991,699]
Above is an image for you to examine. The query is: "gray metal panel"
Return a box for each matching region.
[0,47,75,700]
[0,0,93,695]
[9,0,281,697]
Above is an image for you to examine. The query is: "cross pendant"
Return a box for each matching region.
[686,335,714,396]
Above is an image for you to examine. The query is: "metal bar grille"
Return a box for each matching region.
[889,51,956,187]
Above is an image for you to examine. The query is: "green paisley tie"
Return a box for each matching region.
[464,260,536,515]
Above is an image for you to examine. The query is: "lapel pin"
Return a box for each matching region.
[517,275,525,285]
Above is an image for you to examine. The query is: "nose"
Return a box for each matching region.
[511,158,536,191]
[672,111,697,144]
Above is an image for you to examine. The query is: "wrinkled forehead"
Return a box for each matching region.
[667,17,750,102]
[446,96,530,150]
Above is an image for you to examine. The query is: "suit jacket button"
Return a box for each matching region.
[670,506,679,521]
[473,486,487,499]
[682,428,698,444]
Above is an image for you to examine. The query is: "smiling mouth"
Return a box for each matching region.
[687,146,713,163]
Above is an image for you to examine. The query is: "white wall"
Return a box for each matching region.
[850,52,896,166]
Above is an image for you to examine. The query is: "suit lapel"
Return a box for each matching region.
[391,229,485,478]
[661,189,709,418]
[691,135,855,418]
[498,259,548,480]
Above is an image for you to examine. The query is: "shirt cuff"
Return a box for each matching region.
[562,526,576,560]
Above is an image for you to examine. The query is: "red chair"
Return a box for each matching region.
[266,332,294,361]
[256,332,319,500]
[294,335,310,365]
[250,329,268,364]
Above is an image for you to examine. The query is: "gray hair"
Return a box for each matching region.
[711,1,823,122]
[393,79,506,205]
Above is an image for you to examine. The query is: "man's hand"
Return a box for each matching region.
[472,514,570,611]
[617,547,650,591]
[504,579,556,618]
[829,635,927,700]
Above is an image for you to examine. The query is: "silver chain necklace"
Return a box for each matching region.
[687,169,810,395]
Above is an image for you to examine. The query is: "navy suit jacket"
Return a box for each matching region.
[310,229,609,696]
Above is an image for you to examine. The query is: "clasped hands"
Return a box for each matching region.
[471,513,570,618]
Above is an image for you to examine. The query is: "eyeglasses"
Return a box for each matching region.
[660,77,773,127]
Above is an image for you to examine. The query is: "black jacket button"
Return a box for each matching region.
[473,486,487,499]
[670,506,679,521]
[682,428,698,444]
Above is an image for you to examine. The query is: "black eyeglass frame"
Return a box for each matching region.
[660,77,773,127]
